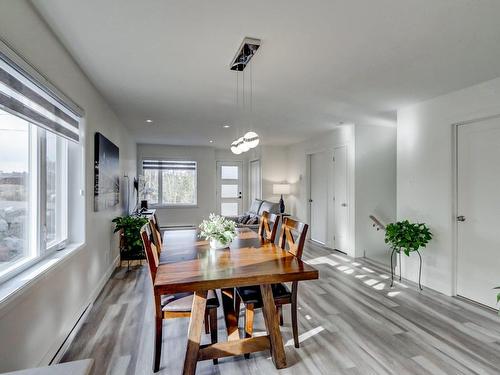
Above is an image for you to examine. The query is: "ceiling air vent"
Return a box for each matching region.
[230,37,261,71]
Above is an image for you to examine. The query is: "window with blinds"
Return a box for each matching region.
[0,45,83,284]
[141,160,197,206]
[0,52,82,142]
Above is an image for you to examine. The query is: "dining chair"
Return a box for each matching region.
[257,211,280,243]
[235,216,308,351]
[140,224,220,372]
[148,216,163,254]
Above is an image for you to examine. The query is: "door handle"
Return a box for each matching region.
[238,192,242,199]
[457,215,466,222]
[308,199,313,203]
[341,203,347,207]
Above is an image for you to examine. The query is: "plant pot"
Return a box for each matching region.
[209,238,230,250]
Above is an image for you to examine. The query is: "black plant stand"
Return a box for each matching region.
[390,248,423,290]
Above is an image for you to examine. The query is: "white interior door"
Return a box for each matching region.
[309,152,329,244]
[457,117,500,309]
[334,145,349,253]
[216,161,243,217]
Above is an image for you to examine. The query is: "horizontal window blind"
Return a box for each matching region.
[143,160,197,170]
[0,51,81,142]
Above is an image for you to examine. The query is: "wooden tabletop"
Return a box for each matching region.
[155,228,319,295]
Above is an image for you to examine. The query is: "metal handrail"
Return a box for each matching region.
[369,214,386,231]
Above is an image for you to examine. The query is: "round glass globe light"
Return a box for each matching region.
[244,131,259,148]
[237,137,250,152]
[231,140,242,154]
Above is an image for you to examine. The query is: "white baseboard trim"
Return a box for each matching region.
[40,254,120,366]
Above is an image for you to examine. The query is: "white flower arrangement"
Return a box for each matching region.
[199,213,237,246]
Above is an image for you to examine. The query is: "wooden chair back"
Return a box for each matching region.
[140,224,160,282]
[258,211,280,243]
[149,217,163,253]
[278,217,309,259]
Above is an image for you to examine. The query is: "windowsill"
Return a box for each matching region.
[0,242,85,314]
[151,205,199,209]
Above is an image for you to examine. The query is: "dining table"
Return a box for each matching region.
[156,227,319,375]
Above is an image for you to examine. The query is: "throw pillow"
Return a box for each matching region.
[237,214,250,224]
[247,216,259,225]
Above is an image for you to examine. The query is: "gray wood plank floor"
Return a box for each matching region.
[61,237,500,375]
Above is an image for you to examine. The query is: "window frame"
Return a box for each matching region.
[0,39,84,289]
[0,115,69,285]
[141,158,198,208]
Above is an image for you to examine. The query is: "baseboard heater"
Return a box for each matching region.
[161,224,197,231]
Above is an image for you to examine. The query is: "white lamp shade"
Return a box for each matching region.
[244,131,260,148]
[273,183,290,195]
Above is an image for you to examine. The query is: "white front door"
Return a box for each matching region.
[216,161,243,217]
[310,151,329,244]
[457,117,500,309]
[334,145,349,253]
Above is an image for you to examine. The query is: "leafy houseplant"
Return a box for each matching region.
[112,215,149,259]
[384,220,433,256]
[199,213,237,250]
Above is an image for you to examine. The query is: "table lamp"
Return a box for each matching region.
[273,183,291,214]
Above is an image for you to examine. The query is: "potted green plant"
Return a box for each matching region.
[385,220,433,256]
[384,220,433,289]
[199,213,237,250]
[112,215,149,260]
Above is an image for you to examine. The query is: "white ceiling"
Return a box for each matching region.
[32,0,500,147]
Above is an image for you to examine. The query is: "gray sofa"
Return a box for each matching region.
[226,199,280,229]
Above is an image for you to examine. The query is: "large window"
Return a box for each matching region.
[142,160,197,206]
[0,110,68,280]
[0,47,81,283]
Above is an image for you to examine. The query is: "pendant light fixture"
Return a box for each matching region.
[230,38,261,154]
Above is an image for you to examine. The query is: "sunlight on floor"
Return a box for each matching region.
[392,281,409,289]
[307,256,339,267]
[306,253,405,296]
[285,326,325,347]
[330,253,351,262]
[387,291,401,297]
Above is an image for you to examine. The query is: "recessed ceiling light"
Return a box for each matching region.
[209,140,214,143]
[222,124,231,128]
[146,119,153,123]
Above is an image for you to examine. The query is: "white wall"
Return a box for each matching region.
[284,124,396,260]
[285,126,357,256]
[0,1,136,371]
[260,146,288,202]
[398,76,500,295]
[137,144,248,227]
[355,124,397,266]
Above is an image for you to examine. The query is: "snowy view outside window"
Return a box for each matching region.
[0,111,30,271]
[161,168,197,205]
[141,161,197,206]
